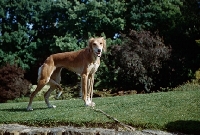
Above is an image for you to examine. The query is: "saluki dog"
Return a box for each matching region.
[27,37,106,111]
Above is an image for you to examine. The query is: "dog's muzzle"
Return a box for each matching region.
[96,49,102,57]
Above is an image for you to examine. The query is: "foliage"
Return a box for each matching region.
[158,0,200,88]
[0,89,200,134]
[179,0,200,38]
[191,68,200,84]
[50,34,86,53]
[105,30,171,92]
[0,0,38,69]
[0,22,37,69]
[127,0,182,32]
[0,64,31,103]
[196,40,200,46]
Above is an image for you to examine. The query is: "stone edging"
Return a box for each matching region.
[0,124,179,135]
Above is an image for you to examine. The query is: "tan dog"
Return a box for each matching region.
[27,37,106,111]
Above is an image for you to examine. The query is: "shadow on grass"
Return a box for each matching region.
[165,120,200,135]
[0,107,49,112]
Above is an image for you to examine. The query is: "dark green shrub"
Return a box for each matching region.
[0,64,31,103]
[107,30,171,92]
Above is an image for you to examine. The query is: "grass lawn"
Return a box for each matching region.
[0,84,200,134]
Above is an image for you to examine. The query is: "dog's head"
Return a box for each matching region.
[88,37,106,57]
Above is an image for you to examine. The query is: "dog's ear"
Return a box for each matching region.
[101,37,106,52]
[88,37,94,49]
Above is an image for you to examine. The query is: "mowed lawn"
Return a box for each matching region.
[0,86,200,134]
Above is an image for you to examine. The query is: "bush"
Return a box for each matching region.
[0,64,31,103]
[107,30,171,92]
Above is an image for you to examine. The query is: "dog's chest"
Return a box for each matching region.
[87,62,99,74]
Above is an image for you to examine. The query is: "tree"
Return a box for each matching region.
[52,0,126,38]
[126,0,182,35]
[0,0,37,69]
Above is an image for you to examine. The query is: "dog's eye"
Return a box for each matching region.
[93,43,96,46]
[100,42,102,45]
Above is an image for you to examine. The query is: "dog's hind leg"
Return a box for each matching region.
[27,81,46,111]
[44,85,57,108]
[49,67,63,99]
[44,68,63,109]
[27,64,55,111]
[49,79,63,99]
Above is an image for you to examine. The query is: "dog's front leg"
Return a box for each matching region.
[90,74,95,106]
[87,74,95,107]
[81,74,94,106]
[87,76,91,103]
[81,73,90,106]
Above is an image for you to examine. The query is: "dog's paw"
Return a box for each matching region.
[48,105,56,108]
[91,102,95,107]
[27,107,33,111]
[85,102,95,107]
[52,105,56,108]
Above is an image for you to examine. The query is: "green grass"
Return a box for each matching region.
[0,84,200,134]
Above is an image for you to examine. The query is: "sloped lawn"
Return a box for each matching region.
[0,85,200,134]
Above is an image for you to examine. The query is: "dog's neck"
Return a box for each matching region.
[88,48,100,63]
[92,52,100,63]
